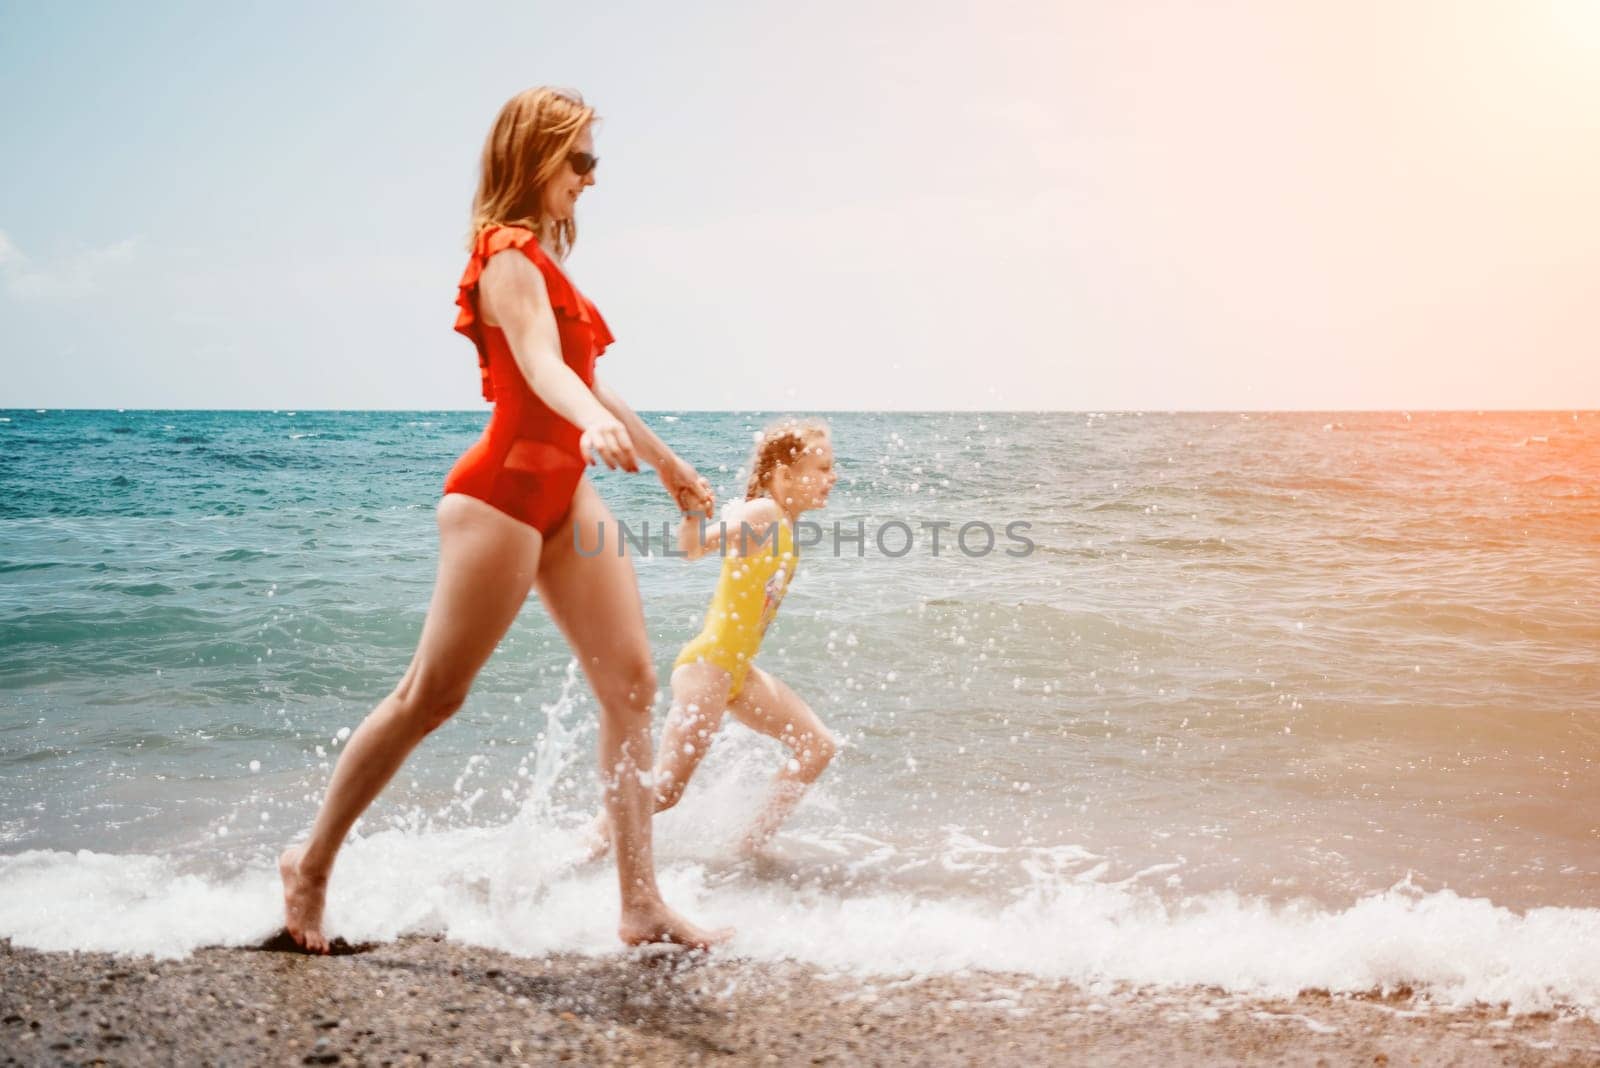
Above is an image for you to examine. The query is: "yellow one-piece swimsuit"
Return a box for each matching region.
[673,519,798,699]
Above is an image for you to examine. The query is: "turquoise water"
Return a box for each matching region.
[2,408,1598,1004]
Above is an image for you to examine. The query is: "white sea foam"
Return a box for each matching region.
[3,825,1597,1016]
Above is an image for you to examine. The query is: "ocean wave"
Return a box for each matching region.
[0,560,64,574]
[89,580,179,597]
[1136,536,1240,555]
[189,446,323,471]
[214,548,275,563]
[1,837,1596,1015]
[0,605,214,649]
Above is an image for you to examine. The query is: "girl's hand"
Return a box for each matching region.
[579,416,639,472]
[660,455,714,516]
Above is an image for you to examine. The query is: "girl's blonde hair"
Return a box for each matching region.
[467,87,595,258]
[744,418,830,500]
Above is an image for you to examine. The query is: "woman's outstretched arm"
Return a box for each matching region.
[595,378,713,515]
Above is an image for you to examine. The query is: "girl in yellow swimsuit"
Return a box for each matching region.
[592,417,837,856]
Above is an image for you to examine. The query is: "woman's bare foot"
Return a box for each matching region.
[618,901,733,950]
[279,845,330,954]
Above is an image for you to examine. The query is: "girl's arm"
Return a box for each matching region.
[478,250,637,471]
[594,379,714,516]
[678,512,723,560]
[680,497,782,560]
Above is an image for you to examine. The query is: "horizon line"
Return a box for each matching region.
[3,407,1597,416]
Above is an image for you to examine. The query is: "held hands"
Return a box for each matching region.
[578,415,640,472]
[660,455,714,517]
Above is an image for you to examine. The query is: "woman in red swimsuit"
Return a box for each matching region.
[279,87,726,952]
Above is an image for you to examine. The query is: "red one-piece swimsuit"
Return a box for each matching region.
[443,225,614,534]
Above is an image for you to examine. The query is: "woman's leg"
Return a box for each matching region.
[725,666,838,854]
[280,494,542,952]
[584,661,732,859]
[535,478,729,947]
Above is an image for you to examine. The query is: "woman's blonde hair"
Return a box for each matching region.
[744,418,831,500]
[467,87,595,258]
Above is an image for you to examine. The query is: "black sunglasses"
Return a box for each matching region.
[567,151,599,177]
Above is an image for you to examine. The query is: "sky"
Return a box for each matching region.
[1,0,1597,410]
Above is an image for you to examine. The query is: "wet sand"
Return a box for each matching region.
[3,936,1598,1066]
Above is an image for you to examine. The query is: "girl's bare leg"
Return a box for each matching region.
[726,666,837,854]
[280,495,543,953]
[652,663,733,812]
[585,661,732,858]
[536,479,729,948]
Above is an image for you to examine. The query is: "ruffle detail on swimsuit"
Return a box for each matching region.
[452,225,615,402]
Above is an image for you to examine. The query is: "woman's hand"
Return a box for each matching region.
[579,416,640,472]
[659,455,714,516]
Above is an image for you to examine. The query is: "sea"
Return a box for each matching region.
[1,408,1597,1012]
